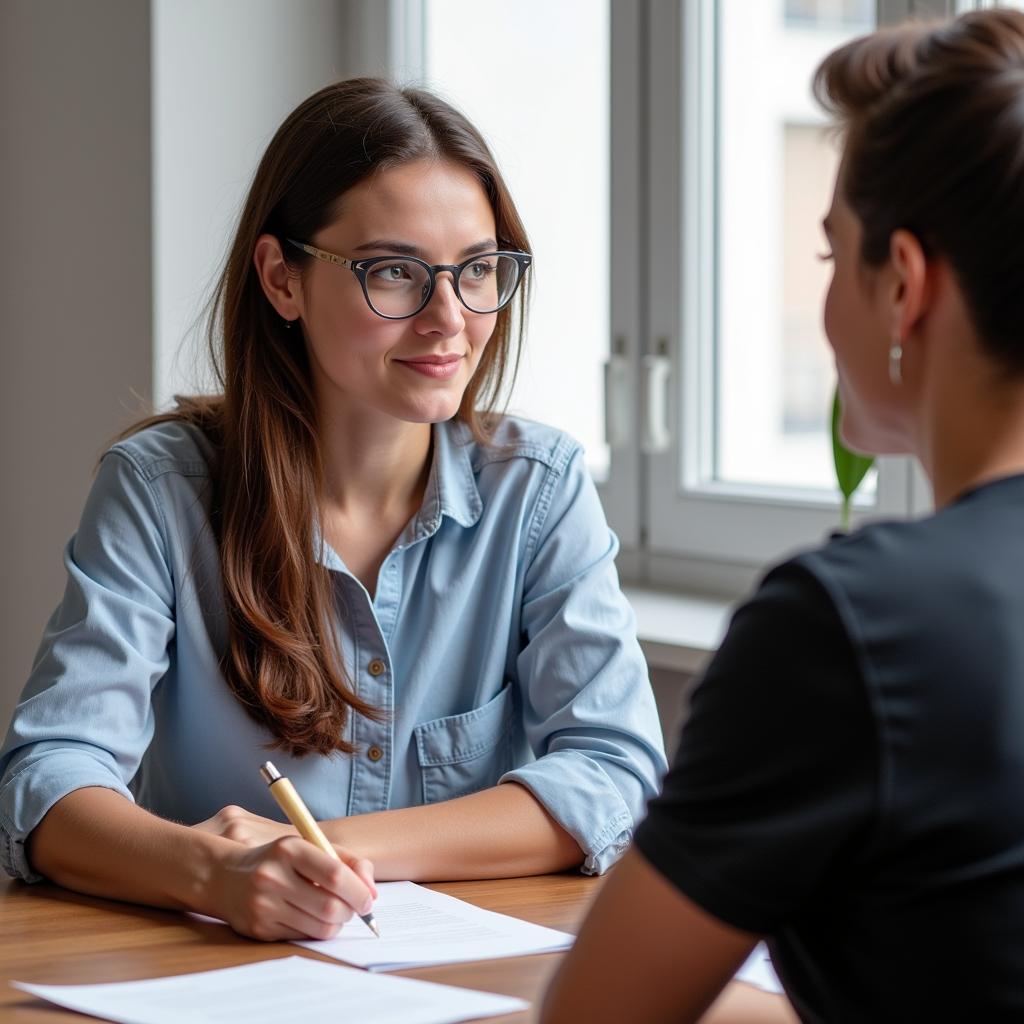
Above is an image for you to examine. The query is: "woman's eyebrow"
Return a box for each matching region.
[353,239,422,256]
[352,238,499,259]
[458,239,499,258]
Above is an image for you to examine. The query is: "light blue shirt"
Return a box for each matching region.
[1,416,666,881]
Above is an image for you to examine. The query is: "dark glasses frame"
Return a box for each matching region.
[286,238,532,320]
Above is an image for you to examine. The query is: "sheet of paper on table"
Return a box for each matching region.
[736,942,784,994]
[296,880,574,971]
[12,955,527,1024]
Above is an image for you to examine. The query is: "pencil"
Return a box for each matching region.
[259,760,381,938]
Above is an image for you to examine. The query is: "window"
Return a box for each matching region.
[393,1,951,596]
[715,4,873,493]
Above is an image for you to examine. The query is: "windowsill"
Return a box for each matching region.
[622,586,734,675]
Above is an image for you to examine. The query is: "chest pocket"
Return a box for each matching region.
[414,682,515,804]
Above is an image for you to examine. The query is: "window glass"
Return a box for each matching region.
[424,1,611,477]
[714,0,874,491]
[785,0,874,27]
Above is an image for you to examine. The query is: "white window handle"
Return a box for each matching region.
[642,349,671,453]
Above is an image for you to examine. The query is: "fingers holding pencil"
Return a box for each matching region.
[289,838,377,916]
[346,854,378,906]
[215,835,376,941]
[259,761,382,939]
[283,836,378,934]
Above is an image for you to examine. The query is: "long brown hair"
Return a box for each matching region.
[814,8,1024,371]
[131,79,532,756]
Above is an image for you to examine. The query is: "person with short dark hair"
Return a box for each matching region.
[543,9,1024,1022]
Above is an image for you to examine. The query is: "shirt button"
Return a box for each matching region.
[367,745,383,762]
[368,659,386,677]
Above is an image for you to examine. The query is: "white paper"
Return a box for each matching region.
[735,942,783,994]
[296,880,574,970]
[12,955,527,1024]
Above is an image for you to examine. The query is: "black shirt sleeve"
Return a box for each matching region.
[634,559,877,935]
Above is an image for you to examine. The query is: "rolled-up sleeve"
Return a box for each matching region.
[0,448,175,880]
[501,445,667,874]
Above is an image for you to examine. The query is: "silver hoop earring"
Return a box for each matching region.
[888,339,903,387]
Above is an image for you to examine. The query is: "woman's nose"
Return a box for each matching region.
[416,274,466,334]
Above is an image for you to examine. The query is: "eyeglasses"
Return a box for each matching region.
[286,239,532,320]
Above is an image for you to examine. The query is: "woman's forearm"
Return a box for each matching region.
[322,782,584,880]
[27,787,233,914]
[29,787,378,942]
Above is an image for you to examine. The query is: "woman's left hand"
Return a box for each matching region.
[192,805,297,847]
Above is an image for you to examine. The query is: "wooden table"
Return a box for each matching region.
[0,873,600,1022]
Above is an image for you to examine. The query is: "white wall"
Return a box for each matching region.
[0,0,354,735]
[153,0,347,406]
[0,0,153,733]
[423,0,612,479]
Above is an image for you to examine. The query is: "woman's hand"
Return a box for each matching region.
[192,805,296,847]
[210,835,377,941]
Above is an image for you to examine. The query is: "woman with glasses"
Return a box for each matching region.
[0,79,666,940]
[543,8,1024,1023]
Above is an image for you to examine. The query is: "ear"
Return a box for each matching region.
[253,234,304,321]
[888,229,929,342]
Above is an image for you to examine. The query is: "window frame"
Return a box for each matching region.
[637,0,919,594]
[357,0,957,599]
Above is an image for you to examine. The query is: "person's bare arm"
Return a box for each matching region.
[700,981,800,1024]
[323,782,584,879]
[28,787,376,940]
[541,848,768,1024]
[194,781,584,880]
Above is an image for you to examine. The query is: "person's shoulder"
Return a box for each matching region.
[453,415,583,477]
[781,516,932,616]
[785,492,1024,638]
[794,491,1011,593]
[796,516,923,579]
[106,418,214,483]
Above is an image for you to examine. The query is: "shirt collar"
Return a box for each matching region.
[313,420,482,571]
[414,419,483,534]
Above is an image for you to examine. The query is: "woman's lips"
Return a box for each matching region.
[396,355,463,380]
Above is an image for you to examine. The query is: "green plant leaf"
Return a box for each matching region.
[832,388,874,529]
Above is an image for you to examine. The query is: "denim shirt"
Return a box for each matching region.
[0,416,666,882]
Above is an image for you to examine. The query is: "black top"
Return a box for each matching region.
[635,473,1024,1023]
